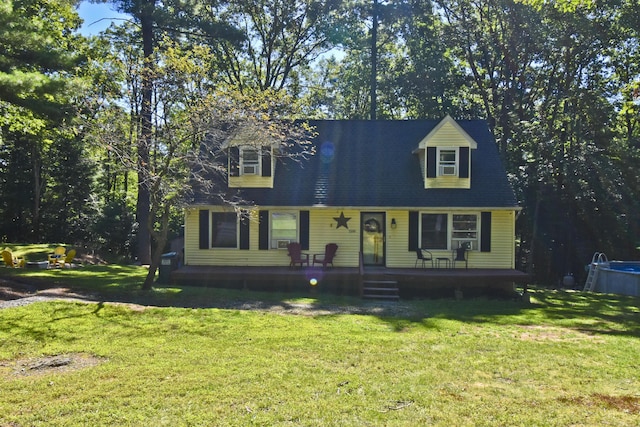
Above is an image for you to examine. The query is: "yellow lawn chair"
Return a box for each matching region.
[48,246,66,268]
[2,248,25,268]
[59,249,76,268]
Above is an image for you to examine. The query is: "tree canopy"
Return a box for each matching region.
[1,0,638,285]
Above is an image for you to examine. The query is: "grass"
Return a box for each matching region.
[0,245,639,425]
[0,263,639,425]
[1,243,73,262]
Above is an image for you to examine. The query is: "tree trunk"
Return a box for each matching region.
[370,0,378,120]
[32,141,42,243]
[142,204,170,290]
[136,0,155,265]
[527,194,541,278]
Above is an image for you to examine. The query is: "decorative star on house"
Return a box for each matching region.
[333,212,351,229]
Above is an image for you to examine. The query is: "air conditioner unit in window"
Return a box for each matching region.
[440,165,457,176]
[242,164,258,175]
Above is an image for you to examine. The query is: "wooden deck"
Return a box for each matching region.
[169,265,529,297]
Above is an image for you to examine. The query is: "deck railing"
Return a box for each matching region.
[358,251,364,297]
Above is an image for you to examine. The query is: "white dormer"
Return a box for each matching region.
[414,115,477,189]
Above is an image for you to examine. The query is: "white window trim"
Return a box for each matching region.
[270,211,299,249]
[240,146,261,176]
[451,213,479,251]
[419,212,480,251]
[436,147,459,177]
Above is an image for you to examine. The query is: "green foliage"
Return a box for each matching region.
[91,199,136,260]
[0,0,639,285]
[206,0,344,92]
[0,132,36,242]
[431,0,640,280]
[0,0,83,119]
[0,0,95,246]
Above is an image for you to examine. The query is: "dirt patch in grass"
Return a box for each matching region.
[0,353,107,378]
[559,394,640,415]
[517,325,605,343]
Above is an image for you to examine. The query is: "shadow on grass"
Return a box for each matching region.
[1,266,639,338]
[90,285,640,338]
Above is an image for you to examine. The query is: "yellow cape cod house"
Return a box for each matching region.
[182,116,520,277]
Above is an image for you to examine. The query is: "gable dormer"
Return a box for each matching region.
[226,126,275,188]
[415,115,477,189]
[227,129,275,188]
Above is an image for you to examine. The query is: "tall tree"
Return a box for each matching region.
[97,0,244,264]
[106,0,156,265]
[400,0,466,117]
[90,40,315,288]
[437,0,640,279]
[0,0,89,242]
[207,0,343,93]
[305,0,461,119]
[0,0,82,118]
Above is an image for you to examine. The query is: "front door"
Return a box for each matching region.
[361,212,385,266]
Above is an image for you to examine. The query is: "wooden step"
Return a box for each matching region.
[363,294,400,300]
[361,279,399,300]
[363,280,398,285]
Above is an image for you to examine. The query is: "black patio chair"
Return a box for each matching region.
[452,246,468,269]
[415,249,434,268]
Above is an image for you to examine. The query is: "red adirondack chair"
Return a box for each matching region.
[287,242,309,268]
[313,243,338,268]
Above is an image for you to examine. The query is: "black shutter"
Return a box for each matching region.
[261,148,272,177]
[259,210,269,250]
[459,147,470,178]
[408,211,419,250]
[299,210,310,250]
[199,210,209,249]
[239,210,250,250]
[426,147,436,178]
[229,147,240,176]
[481,212,491,252]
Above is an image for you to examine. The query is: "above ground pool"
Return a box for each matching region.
[596,261,640,297]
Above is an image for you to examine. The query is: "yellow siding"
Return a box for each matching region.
[385,210,516,269]
[418,117,477,150]
[420,121,473,189]
[425,121,472,147]
[228,174,274,188]
[385,210,409,267]
[426,176,471,189]
[184,207,362,267]
[185,207,516,269]
[308,210,360,267]
[185,207,282,266]
[482,210,516,269]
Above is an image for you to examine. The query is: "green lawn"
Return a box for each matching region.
[0,265,638,426]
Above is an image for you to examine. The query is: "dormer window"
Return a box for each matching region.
[416,116,476,188]
[228,145,273,186]
[240,147,260,175]
[438,148,457,176]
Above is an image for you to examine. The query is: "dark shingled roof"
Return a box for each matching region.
[213,119,517,209]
